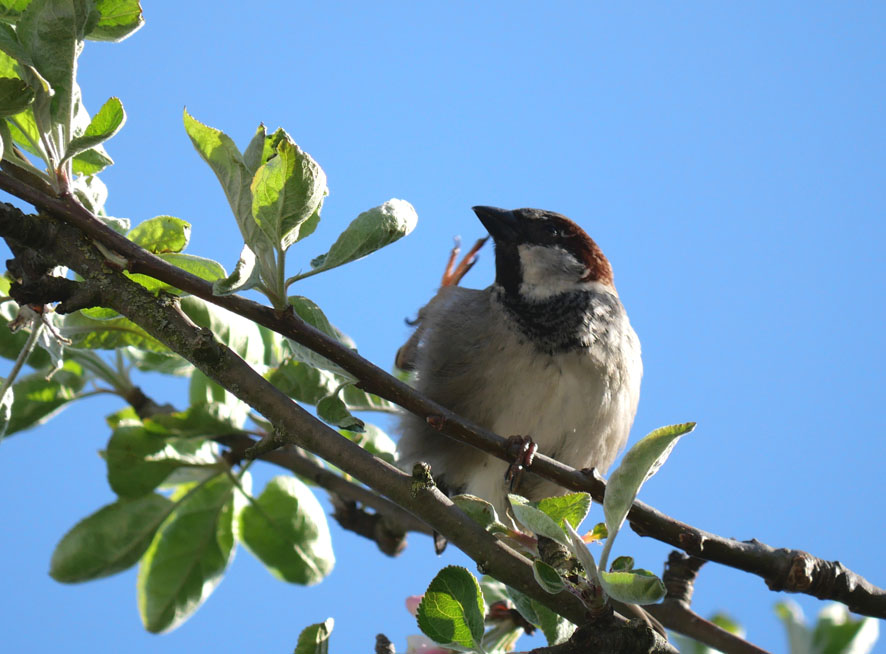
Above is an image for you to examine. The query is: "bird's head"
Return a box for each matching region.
[472,206,614,300]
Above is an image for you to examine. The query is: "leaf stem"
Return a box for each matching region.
[0,318,42,402]
[7,116,49,164]
[68,350,132,395]
[284,267,322,287]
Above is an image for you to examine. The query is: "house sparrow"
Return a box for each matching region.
[397,206,642,520]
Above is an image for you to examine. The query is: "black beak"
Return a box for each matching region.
[472,206,520,242]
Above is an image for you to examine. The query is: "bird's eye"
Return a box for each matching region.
[542,223,560,237]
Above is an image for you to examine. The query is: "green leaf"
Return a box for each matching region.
[180,296,268,367]
[0,50,19,83]
[478,576,510,606]
[534,603,576,646]
[146,404,247,440]
[71,172,109,216]
[124,253,225,295]
[285,295,356,377]
[250,131,327,251]
[188,369,249,430]
[6,106,42,158]
[126,215,191,254]
[137,472,245,633]
[532,559,565,594]
[212,243,262,296]
[340,382,396,413]
[50,494,173,582]
[268,358,339,405]
[342,422,396,464]
[0,16,53,96]
[238,475,335,585]
[287,295,355,346]
[183,109,271,255]
[416,565,486,650]
[451,494,500,529]
[316,391,363,432]
[775,602,814,654]
[293,618,334,654]
[123,347,192,377]
[306,199,417,276]
[63,95,124,161]
[812,603,879,654]
[564,522,598,584]
[87,0,144,42]
[535,493,591,530]
[0,1,31,23]
[604,423,695,539]
[0,119,9,161]
[506,586,576,646]
[106,422,218,497]
[610,556,634,572]
[598,569,666,605]
[0,76,33,115]
[257,323,286,368]
[242,123,274,173]
[71,145,113,174]
[508,494,569,546]
[5,359,85,435]
[586,522,608,543]
[17,0,98,141]
[60,310,168,352]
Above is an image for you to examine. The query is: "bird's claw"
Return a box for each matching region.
[504,435,538,491]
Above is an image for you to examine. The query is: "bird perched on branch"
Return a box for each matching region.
[396,206,642,521]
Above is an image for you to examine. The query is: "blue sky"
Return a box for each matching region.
[0,2,884,652]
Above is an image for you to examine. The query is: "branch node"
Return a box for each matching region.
[662,550,706,608]
[677,530,706,553]
[786,552,815,592]
[192,326,223,365]
[410,461,435,497]
[245,430,284,459]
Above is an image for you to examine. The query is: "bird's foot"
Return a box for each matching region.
[504,435,538,492]
[440,235,489,287]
